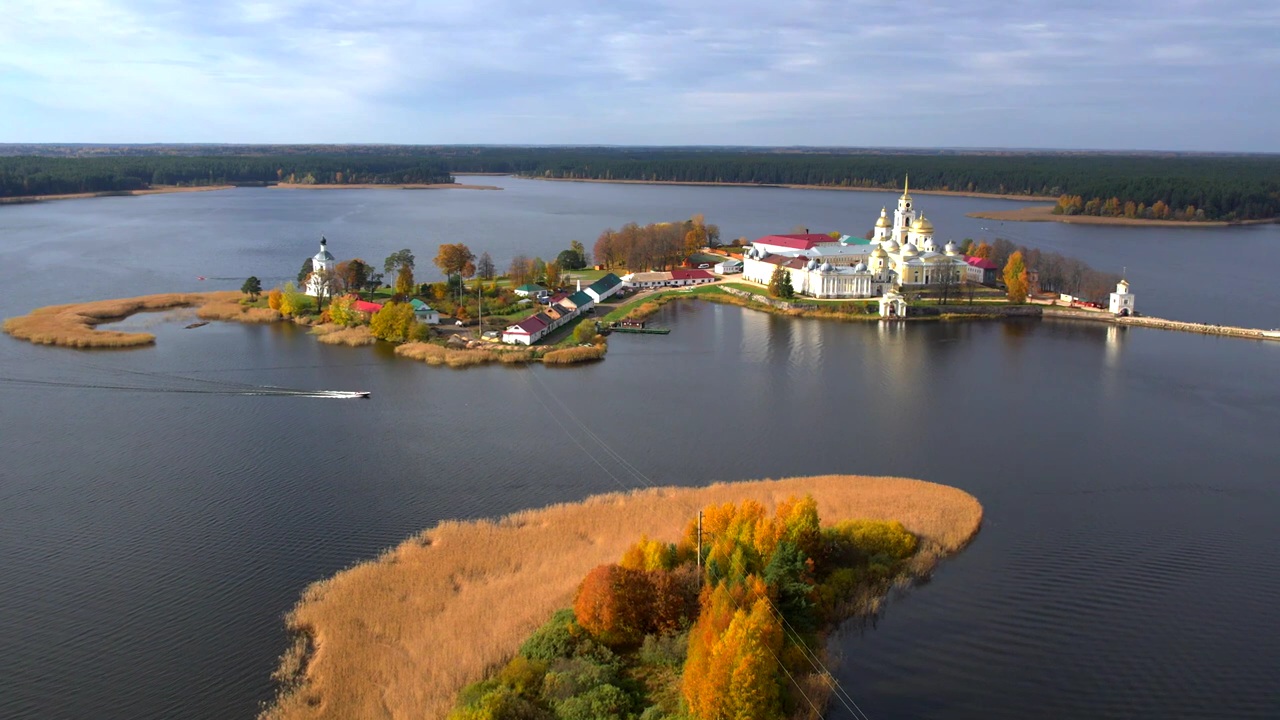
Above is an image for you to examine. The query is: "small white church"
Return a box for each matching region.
[1109,279,1135,316]
[305,237,336,297]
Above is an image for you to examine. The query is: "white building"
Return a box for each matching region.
[1109,279,1135,316]
[305,237,336,297]
[714,258,743,274]
[740,177,968,299]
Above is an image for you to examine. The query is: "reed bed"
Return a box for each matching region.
[197,300,281,323]
[541,344,606,364]
[395,341,536,367]
[312,325,376,346]
[3,291,243,348]
[260,474,982,720]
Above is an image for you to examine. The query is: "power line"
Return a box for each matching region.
[519,366,871,720]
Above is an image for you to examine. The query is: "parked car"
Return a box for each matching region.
[697,263,711,269]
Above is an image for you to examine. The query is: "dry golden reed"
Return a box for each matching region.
[542,345,606,364]
[3,291,251,348]
[312,325,376,346]
[395,341,537,367]
[260,474,982,720]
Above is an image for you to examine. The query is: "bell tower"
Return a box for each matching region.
[892,175,916,243]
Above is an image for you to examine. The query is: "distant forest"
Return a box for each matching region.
[2,147,1277,221]
[0,156,453,197]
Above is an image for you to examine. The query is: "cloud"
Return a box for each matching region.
[0,0,1277,150]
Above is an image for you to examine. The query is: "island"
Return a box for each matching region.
[258,474,984,720]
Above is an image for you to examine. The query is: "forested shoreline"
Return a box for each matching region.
[2,147,1277,221]
[0,156,453,198]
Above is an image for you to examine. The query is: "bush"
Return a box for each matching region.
[553,684,632,720]
[638,632,688,668]
[520,609,583,662]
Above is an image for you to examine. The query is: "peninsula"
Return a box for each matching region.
[259,474,983,720]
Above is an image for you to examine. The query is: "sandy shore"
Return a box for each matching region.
[2,292,279,348]
[0,185,235,205]
[272,182,501,191]
[967,204,1277,227]
[532,176,1053,202]
[260,474,982,720]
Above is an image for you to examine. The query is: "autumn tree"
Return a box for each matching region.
[394,264,415,298]
[384,248,415,279]
[309,267,335,309]
[768,264,794,299]
[334,258,370,295]
[1004,251,1029,303]
[573,564,655,648]
[369,301,417,342]
[433,243,475,280]
[545,261,561,289]
[508,255,533,286]
[970,241,992,260]
[532,257,547,283]
[267,287,283,311]
[240,276,261,301]
[278,282,310,317]
[328,294,357,326]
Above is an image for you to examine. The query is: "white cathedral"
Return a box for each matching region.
[742,177,970,299]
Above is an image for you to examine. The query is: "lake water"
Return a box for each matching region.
[0,178,1277,719]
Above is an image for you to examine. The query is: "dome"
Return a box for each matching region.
[871,245,887,258]
[757,249,769,260]
[911,215,934,233]
[854,262,868,273]
[820,261,834,273]
[882,239,900,253]
[944,240,960,255]
[806,259,818,271]
[901,242,918,256]
[874,208,891,228]
[922,238,937,252]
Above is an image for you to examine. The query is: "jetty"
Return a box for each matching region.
[1039,306,1280,341]
[605,320,670,335]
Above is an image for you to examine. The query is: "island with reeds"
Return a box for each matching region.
[258,474,982,720]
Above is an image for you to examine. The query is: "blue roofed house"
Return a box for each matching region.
[409,299,440,324]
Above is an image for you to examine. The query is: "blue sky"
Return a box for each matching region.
[2,0,1277,151]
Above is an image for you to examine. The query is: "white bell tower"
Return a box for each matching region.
[892,175,917,244]
[1109,279,1135,316]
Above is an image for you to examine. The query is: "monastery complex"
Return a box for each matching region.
[742,177,971,299]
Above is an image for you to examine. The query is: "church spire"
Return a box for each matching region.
[902,174,910,199]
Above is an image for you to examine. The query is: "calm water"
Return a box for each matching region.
[0,179,1277,719]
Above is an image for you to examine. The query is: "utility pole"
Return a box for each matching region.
[696,510,703,588]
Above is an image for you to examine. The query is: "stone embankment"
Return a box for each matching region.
[1041,306,1279,341]
[720,286,818,310]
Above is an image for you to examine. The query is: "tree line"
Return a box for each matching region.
[0,155,452,197]
[4,147,1276,220]
[593,215,718,272]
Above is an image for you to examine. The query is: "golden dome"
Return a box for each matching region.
[911,215,934,233]
[875,211,891,228]
[871,245,887,257]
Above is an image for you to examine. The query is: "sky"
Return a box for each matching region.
[1,0,1278,151]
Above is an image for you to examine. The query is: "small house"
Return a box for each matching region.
[668,269,716,287]
[965,257,999,286]
[513,283,548,298]
[409,299,439,324]
[585,273,623,303]
[502,315,549,345]
[714,258,743,274]
[353,299,384,316]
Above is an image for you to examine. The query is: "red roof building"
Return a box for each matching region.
[752,234,837,252]
[353,300,384,314]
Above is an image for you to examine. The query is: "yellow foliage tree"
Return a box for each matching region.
[1003,251,1029,303]
[267,287,283,311]
[278,282,309,317]
[328,295,358,326]
[370,301,418,342]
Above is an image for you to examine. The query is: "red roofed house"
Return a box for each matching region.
[751,233,839,254]
[502,314,549,345]
[965,257,999,286]
[668,269,717,287]
[353,299,384,315]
